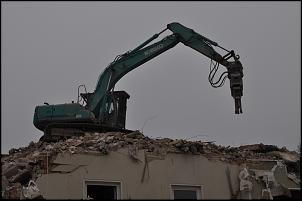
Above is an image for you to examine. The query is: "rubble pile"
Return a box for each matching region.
[2,130,300,199]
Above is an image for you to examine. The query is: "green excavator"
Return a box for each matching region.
[33,22,244,141]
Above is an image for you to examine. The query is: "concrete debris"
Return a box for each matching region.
[10,169,32,185]
[125,130,144,139]
[1,130,300,199]
[128,145,141,163]
[3,182,23,199]
[238,160,300,199]
[22,180,42,199]
[239,144,280,153]
[287,173,300,184]
[239,168,253,191]
[262,188,273,200]
[3,164,26,179]
[98,142,109,155]
[45,144,53,151]
[68,146,76,154]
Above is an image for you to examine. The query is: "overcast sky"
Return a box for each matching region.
[1,2,301,153]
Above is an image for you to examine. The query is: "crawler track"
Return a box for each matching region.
[40,122,133,142]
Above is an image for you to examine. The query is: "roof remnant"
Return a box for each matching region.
[1,131,300,199]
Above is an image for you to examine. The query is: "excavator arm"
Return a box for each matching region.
[87,22,243,118]
[85,34,179,118]
[168,22,243,114]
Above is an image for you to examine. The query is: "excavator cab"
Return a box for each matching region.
[80,89,130,129]
[102,91,130,129]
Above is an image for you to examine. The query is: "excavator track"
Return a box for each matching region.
[41,122,134,142]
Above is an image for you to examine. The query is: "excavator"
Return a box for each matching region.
[33,22,244,141]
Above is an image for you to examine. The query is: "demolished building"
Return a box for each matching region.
[1,131,300,199]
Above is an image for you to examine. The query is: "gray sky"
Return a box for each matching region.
[1,2,301,153]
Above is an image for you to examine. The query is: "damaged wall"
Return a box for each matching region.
[237,160,301,199]
[36,149,240,199]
